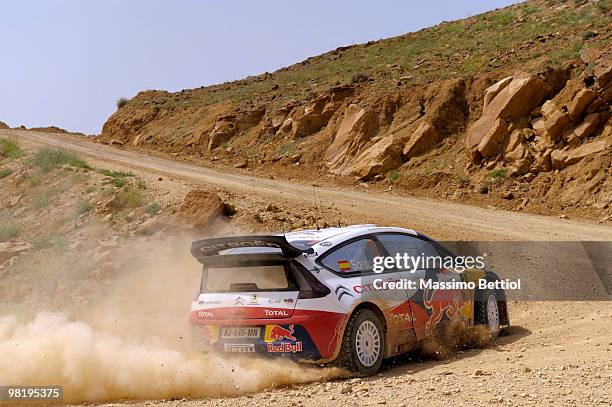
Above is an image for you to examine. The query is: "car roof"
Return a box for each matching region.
[286,224,418,246]
[218,225,419,256]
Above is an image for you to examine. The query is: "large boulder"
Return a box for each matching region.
[593,45,612,89]
[570,113,605,141]
[541,100,572,142]
[476,118,509,159]
[0,121,9,130]
[174,189,225,230]
[567,88,597,121]
[325,104,378,174]
[344,135,403,180]
[290,97,331,138]
[207,117,237,151]
[551,139,610,170]
[403,122,439,158]
[426,78,468,135]
[482,76,513,113]
[467,72,547,158]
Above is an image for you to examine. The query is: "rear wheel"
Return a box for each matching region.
[475,289,500,336]
[336,309,384,375]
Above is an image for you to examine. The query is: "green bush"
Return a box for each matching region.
[456,174,470,185]
[388,170,401,183]
[26,174,42,187]
[98,168,134,178]
[488,168,508,179]
[0,168,12,178]
[116,97,129,109]
[31,148,91,172]
[0,138,23,160]
[122,189,143,209]
[106,177,126,188]
[144,202,161,215]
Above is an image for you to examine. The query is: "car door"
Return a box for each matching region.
[375,233,464,340]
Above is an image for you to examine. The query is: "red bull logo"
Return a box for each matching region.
[265,324,296,342]
[423,286,467,336]
[264,324,303,353]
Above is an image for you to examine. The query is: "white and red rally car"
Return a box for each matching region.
[190,225,509,375]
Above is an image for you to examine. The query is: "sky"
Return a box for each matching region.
[0,0,521,134]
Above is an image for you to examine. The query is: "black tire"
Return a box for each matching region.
[474,289,501,337]
[335,309,385,376]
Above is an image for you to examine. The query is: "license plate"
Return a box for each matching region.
[221,326,261,339]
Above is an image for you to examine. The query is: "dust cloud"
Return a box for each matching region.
[0,234,343,403]
[420,318,492,360]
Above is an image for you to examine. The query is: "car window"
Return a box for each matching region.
[320,238,381,274]
[376,234,441,271]
[204,264,294,292]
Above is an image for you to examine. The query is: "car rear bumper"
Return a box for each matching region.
[190,310,347,362]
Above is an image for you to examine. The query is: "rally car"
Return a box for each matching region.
[190,225,509,375]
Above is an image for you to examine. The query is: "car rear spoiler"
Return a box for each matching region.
[191,235,312,264]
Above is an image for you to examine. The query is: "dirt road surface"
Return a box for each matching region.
[1,129,611,407]
[4,129,612,242]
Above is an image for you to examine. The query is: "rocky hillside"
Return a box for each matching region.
[100,0,612,222]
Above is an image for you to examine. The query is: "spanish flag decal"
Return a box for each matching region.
[338,260,351,271]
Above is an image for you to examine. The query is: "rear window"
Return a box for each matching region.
[203,264,295,292]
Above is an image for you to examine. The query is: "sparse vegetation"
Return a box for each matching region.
[456,174,470,186]
[596,1,610,13]
[277,143,295,157]
[26,174,42,187]
[0,168,12,178]
[489,168,508,179]
[98,168,134,178]
[0,138,23,160]
[136,179,147,190]
[116,97,130,109]
[75,199,92,216]
[0,222,22,241]
[31,148,91,172]
[33,188,59,209]
[121,189,143,209]
[388,170,401,183]
[106,177,127,188]
[144,202,161,215]
[32,233,55,250]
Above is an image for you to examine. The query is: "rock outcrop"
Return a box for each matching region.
[0,121,9,130]
[207,116,237,151]
[467,46,611,178]
[344,134,403,179]
[467,72,547,161]
[325,104,378,174]
[551,139,610,170]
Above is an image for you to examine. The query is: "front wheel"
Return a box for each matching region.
[474,289,501,337]
[336,309,385,376]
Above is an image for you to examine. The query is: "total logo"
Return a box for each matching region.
[264,324,303,353]
[264,309,290,317]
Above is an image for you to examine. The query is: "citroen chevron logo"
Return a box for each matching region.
[335,285,354,302]
[234,296,245,306]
